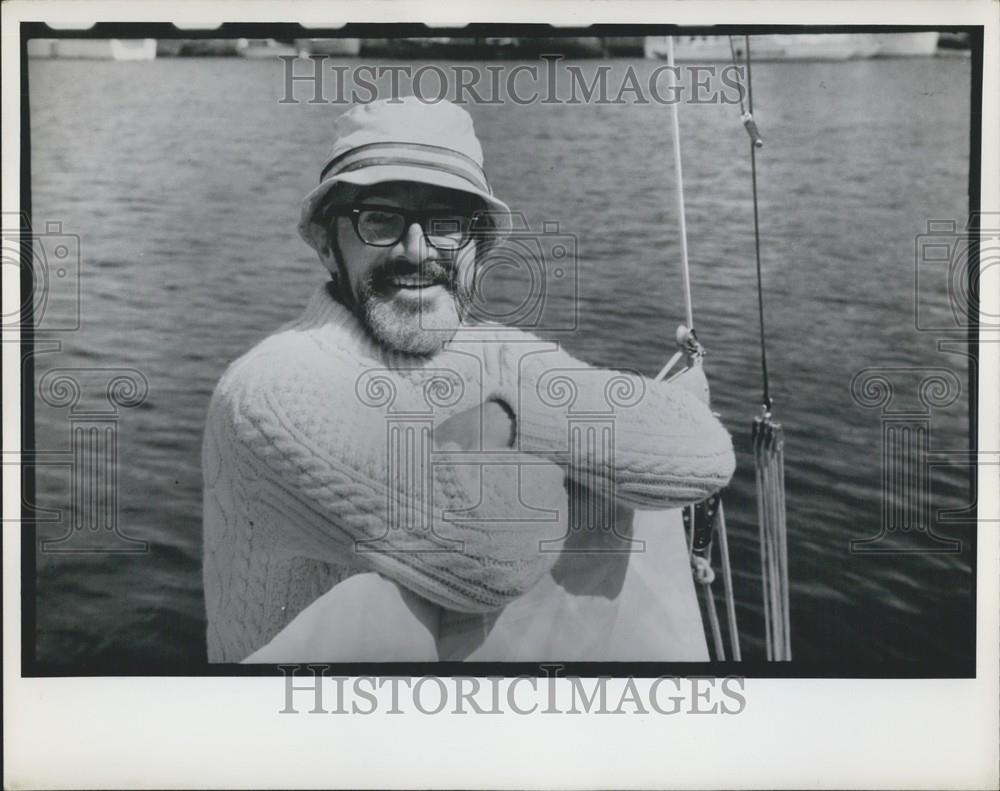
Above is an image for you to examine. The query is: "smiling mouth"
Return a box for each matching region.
[390,274,443,289]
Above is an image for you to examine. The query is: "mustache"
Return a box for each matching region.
[370,258,455,289]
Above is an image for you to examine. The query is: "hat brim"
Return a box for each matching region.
[298,165,512,251]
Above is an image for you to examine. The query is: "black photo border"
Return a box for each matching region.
[16,21,985,679]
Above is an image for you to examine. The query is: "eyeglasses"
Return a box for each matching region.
[325,203,485,252]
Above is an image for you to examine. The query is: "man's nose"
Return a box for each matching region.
[395,222,428,261]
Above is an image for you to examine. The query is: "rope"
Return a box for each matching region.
[663,35,748,663]
[691,554,715,584]
[691,543,725,661]
[689,504,742,662]
[664,36,695,331]
[664,34,739,662]
[715,501,742,661]
[700,572,726,661]
[754,416,791,660]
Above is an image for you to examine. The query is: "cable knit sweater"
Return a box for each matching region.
[202,283,735,662]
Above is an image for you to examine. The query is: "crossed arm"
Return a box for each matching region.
[215,339,734,618]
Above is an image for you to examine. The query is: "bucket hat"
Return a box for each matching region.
[298,97,512,251]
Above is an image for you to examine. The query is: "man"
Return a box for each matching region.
[202,97,735,663]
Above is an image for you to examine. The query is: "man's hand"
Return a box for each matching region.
[435,399,514,451]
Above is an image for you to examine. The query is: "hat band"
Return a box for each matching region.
[320,142,492,196]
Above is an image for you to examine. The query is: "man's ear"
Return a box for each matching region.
[316,222,342,275]
[317,240,336,270]
[321,222,354,305]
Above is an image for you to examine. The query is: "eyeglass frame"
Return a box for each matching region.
[322,202,491,251]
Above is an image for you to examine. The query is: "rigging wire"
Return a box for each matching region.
[746,38,773,414]
[730,34,792,660]
[730,35,772,412]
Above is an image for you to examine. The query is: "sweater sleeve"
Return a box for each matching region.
[492,335,736,509]
[207,346,569,614]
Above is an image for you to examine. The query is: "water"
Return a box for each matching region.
[27,56,973,670]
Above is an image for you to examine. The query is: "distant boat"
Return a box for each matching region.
[172,39,242,57]
[781,34,870,61]
[646,35,781,62]
[937,32,972,57]
[360,36,606,59]
[234,38,299,59]
[501,37,606,58]
[871,32,940,57]
[27,38,157,60]
[850,35,883,60]
[644,33,940,62]
[937,32,971,51]
[295,38,362,57]
[646,35,863,62]
[602,36,646,57]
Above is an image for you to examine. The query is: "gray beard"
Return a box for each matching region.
[361,290,462,356]
[357,270,476,356]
